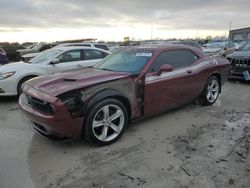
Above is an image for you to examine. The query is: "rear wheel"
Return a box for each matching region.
[84,98,128,145]
[200,76,220,106]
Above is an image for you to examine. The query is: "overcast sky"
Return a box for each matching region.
[0,0,249,42]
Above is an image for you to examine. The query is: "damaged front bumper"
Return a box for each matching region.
[19,85,84,140]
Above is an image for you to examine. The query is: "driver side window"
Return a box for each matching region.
[58,50,81,63]
[150,50,198,72]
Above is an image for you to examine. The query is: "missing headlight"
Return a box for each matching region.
[62,96,84,118]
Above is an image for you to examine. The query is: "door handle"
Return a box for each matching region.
[186,69,192,74]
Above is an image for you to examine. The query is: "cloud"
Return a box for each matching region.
[0,0,249,32]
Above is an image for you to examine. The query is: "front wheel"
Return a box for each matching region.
[17,76,35,96]
[200,76,220,106]
[84,98,128,145]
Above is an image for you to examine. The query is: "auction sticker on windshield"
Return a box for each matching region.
[136,53,152,57]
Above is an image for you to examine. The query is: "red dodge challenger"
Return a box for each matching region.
[19,45,230,145]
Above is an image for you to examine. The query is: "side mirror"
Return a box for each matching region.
[50,58,60,64]
[160,64,174,73]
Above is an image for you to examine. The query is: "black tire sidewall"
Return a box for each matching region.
[201,76,220,106]
[17,77,34,96]
[84,98,128,146]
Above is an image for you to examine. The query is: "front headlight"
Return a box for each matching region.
[0,71,16,80]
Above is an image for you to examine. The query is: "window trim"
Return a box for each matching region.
[148,49,200,73]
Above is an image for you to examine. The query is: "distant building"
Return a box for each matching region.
[229,27,250,41]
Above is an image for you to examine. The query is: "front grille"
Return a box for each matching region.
[27,95,54,115]
[229,58,250,68]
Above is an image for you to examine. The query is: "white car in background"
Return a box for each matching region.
[0,46,110,96]
[21,43,109,62]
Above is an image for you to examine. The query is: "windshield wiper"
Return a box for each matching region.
[94,67,113,71]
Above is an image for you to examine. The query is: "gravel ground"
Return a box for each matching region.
[0,81,249,188]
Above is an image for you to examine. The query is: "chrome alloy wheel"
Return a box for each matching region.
[206,79,219,103]
[92,104,125,142]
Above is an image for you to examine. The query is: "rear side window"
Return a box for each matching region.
[94,44,109,50]
[150,50,198,72]
[83,49,106,60]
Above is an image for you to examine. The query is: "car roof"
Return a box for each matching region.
[207,42,226,45]
[54,46,109,52]
[56,42,107,46]
[119,44,206,57]
[127,44,198,51]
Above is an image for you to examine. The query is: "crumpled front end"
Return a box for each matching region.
[19,84,84,140]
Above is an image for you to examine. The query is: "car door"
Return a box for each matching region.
[144,49,202,115]
[47,50,83,74]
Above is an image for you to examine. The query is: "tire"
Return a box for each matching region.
[17,76,35,95]
[200,76,220,106]
[84,98,128,145]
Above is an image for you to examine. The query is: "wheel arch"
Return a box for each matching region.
[17,74,40,93]
[209,72,221,93]
[87,89,132,120]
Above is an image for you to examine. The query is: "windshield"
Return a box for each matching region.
[26,44,37,49]
[239,41,250,51]
[94,49,153,74]
[32,43,43,50]
[29,49,62,64]
[206,43,224,49]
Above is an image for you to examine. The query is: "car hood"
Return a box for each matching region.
[203,48,222,53]
[17,49,32,53]
[26,68,131,97]
[0,62,35,72]
[227,50,250,58]
[22,52,40,58]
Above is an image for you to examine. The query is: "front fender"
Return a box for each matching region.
[87,89,128,109]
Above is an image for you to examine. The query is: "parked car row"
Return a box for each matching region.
[1,43,25,61]
[21,42,109,62]
[17,43,57,57]
[14,45,230,145]
[1,40,238,64]
[19,43,58,62]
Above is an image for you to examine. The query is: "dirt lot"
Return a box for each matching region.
[0,81,249,188]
